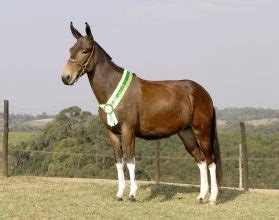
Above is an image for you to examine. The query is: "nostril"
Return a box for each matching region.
[62,74,71,85]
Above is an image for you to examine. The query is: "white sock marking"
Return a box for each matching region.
[127,160,137,197]
[209,162,218,201]
[197,161,209,200]
[116,160,125,198]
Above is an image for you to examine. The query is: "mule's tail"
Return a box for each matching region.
[211,108,223,187]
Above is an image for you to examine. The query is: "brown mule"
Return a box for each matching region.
[61,22,222,205]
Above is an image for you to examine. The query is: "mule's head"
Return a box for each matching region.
[61,22,95,85]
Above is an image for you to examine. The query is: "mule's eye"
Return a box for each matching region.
[83,49,89,54]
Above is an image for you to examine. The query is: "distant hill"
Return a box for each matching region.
[0,112,54,132]
[23,118,54,128]
[1,107,279,132]
[216,107,279,122]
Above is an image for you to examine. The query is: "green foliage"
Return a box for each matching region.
[8,106,279,189]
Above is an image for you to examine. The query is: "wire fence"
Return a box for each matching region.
[8,148,279,161]
[3,147,279,189]
[1,102,279,190]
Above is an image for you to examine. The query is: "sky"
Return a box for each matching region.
[0,0,278,114]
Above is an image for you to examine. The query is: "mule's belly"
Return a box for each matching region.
[136,126,185,140]
[137,81,192,138]
[137,108,191,139]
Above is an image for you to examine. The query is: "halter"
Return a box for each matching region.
[69,42,95,81]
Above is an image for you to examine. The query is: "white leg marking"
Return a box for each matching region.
[127,159,137,197]
[197,161,209,200]
[116,160,125,198]
[209,162,218,202]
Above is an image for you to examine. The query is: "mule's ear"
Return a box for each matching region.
[85,22,94,40]
[70,22,82,40]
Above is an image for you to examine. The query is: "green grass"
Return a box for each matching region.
[0,176,278,219]
[0,132,34,151]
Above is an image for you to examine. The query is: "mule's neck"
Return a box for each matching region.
[87,43,124,104]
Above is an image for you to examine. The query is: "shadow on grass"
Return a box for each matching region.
[141,183,199,201]
[218,188,244,204]
[141,183,243,203]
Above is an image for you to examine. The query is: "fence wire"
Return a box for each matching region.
[4,148,279,189]
[8,148,279,161]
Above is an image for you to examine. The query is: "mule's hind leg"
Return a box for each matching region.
[108,130,125,201]
[178,127,208,203]
[192,125,218,205]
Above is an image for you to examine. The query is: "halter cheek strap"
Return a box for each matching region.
[69,43,95,78]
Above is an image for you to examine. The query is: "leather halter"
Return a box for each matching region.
[69,42,95,81]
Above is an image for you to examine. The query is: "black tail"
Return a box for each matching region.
[211,108,223,187]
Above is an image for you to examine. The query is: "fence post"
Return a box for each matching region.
[240,121,249,191]
[102,155,105,174]
[2,100,9,177]
[239,144,243,189]
[155,140,160,184]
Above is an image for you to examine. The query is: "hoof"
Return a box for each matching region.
[209,200,217,206]
[196,198,204,204]
[116,197,123,202]
[128,195,136,202]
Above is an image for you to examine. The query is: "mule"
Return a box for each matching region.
[61,22,222,205]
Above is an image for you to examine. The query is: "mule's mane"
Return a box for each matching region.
[96,41,112,60]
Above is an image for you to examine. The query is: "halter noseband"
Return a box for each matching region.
[69,42,95,81]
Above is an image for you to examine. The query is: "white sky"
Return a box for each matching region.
[0,0,278,114]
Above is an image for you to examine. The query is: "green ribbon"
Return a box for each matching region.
[99,69,133,127]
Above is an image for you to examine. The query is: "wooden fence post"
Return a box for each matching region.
[155,140,160,184]
[239,144,243,189]
[240,121,249,191]
[102,155,105,174]
[2,100,9,177]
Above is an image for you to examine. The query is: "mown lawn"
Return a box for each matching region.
[0,132,34,151]
[0,176,278,219]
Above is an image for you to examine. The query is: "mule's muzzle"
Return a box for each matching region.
[62,74,72,85]
[62,60,81,85]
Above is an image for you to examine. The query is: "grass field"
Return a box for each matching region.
[0,176,278,219]
[0,132,34,151]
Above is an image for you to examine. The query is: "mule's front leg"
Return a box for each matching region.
[127,158,137,201]
[108,130,125,201]
[122,125,137,202]
[116,160,125,201]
